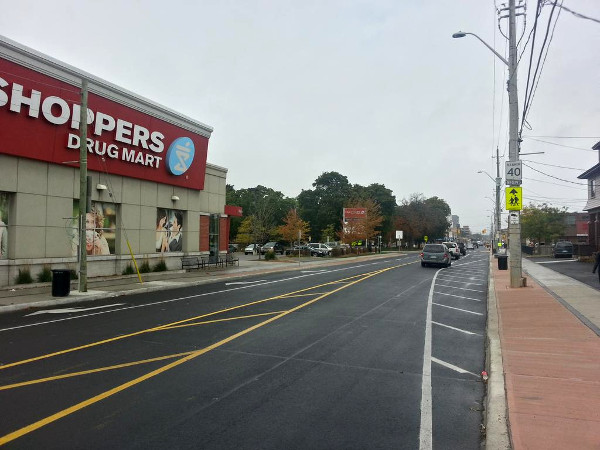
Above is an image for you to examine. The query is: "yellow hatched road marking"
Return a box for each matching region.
[0,270,388,371]
[0,265,401,445]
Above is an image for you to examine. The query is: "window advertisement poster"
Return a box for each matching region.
[156,209,184,253]
[72,201,117,255]
[0,192,8,259]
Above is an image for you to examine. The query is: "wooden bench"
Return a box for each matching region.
[225,253,239,267]
[181,256,201,270]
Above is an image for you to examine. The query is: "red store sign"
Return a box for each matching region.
[0,57,210,190]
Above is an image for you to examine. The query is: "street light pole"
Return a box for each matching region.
[454,0,523,287]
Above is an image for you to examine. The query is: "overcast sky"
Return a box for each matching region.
[1,0,598,234]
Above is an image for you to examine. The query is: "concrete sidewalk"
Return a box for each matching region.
[489,256,600,449]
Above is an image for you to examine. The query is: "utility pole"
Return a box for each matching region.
[78,79,88,292]
[507,0,523,287]
[495,146,501,248]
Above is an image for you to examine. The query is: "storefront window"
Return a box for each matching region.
[72,201,117,255]
[156,208,184,253]
[0,192,9,259]
[209,214,220,261]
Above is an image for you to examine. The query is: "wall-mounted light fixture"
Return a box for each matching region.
[171,195,180,201]
[96,183,108,191]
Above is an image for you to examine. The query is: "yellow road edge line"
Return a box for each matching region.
[0,265,396,446]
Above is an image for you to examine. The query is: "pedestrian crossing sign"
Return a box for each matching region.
[505,187,522,211]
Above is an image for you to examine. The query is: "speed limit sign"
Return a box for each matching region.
[505,161,522,186]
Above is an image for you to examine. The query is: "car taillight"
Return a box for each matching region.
[444,253,449,258]
[420,253,424,258]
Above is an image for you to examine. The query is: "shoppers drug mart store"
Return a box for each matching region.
[0,35,239,287]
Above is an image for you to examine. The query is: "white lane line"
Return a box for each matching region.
[432,302,483,316]
[435,284,486,293]
[437,274,485,282]
[432,357,479,377]
[1,260,402,333]
[24,303,126,316]
[419,268,440,450]
[436,278,485,287]
[432,321,482,336]
[225,280,267,285]
[434,292,482,302]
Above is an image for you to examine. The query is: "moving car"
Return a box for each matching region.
[443,241,460,260]
[261,242,285,255]
[553,241,573,258]
[420,244,451,268]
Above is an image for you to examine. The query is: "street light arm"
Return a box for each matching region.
[477,170,495,183]
[453,31,509,66]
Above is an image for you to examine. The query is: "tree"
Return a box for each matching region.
[521,203,567,244]
[298,172,352,241]
[394,193,451,246]
[277,209,310,245]
[338,198,383,247]
[227,185,296,242]
[352,183,396,243]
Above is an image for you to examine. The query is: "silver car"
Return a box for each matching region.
[420,244,451,268]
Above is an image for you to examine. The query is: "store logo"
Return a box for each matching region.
[166,137,195,176]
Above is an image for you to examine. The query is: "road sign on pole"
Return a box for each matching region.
[505,187,523,210]
[505,161,522,186]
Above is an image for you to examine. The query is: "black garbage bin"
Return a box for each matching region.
[51,269,71,297]
[497,255,508,270]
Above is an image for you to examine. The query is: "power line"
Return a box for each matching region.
[524,177,586,189]
[521,159,584,170]
[551,2,600,24]
[526,1,562,127]
[522,137,597,151]
[521,0,560,134]
[523,162,587,184]
[522,135,600,139]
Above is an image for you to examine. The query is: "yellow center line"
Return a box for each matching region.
[0,265,398,446]
[0,269,390,371]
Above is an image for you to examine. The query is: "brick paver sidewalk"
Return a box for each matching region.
[493,264,600,449]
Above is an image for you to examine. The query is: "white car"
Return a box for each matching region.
[308,243,332,256]
[442,242,460,260]
[244,243,260,255]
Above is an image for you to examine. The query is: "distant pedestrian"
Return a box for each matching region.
[592,252,600,282]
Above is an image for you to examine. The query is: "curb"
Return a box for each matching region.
[484,255,511,449]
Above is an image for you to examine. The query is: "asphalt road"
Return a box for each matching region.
[525,256,600,290]
[0,250,489,449]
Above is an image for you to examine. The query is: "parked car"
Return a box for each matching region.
[261,242,285,255]
[228,244,237,253]
[244,243,260,255]
[308,243,331,257]
[553,241,573,258]
[420,243,451,268]
[443,242,460,260]
[457,242,466,255]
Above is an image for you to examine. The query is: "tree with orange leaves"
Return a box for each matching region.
[277,209,311,246]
